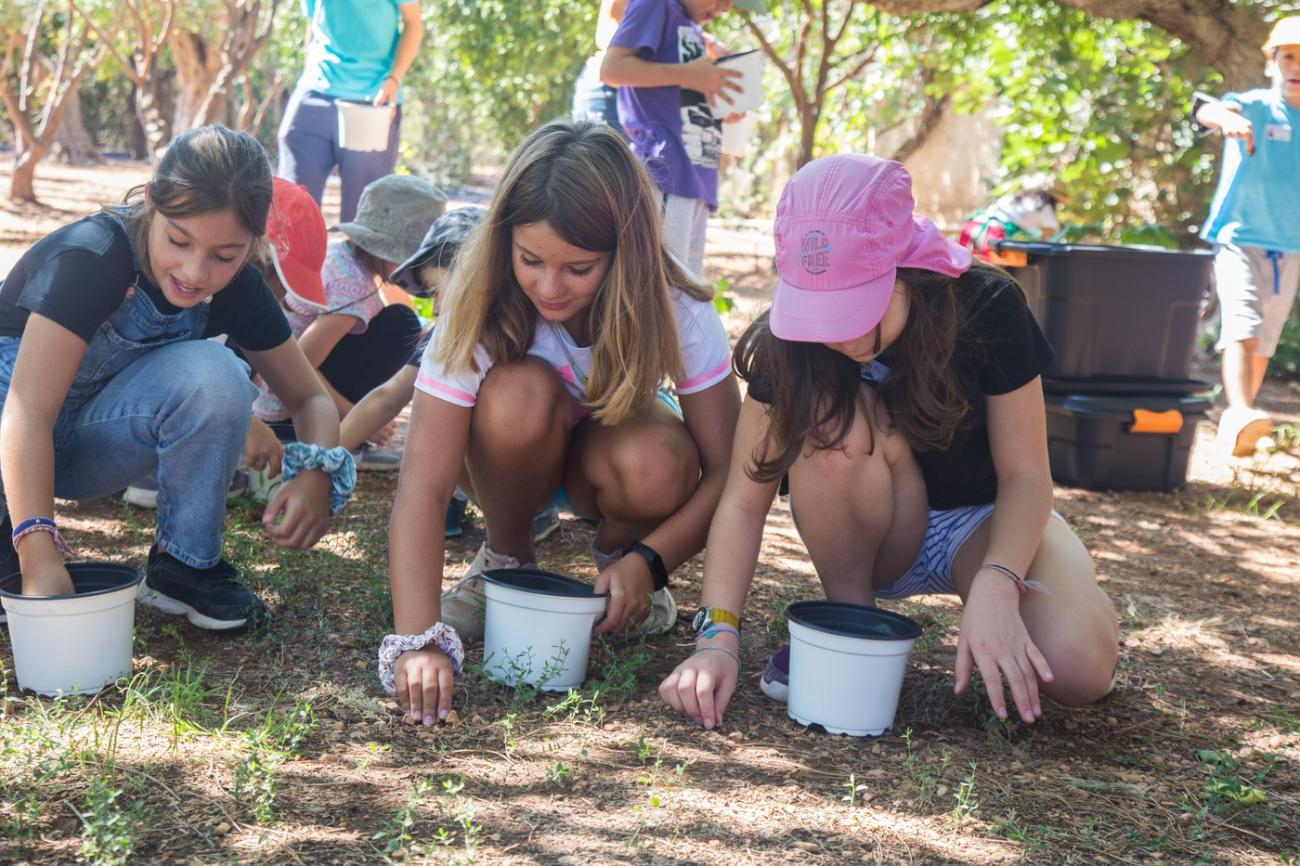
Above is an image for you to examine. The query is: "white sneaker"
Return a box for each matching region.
[441,542,532,642]
[1218,406,1274,457]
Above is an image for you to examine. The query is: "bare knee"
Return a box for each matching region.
[1042,638,1118,707]
[473,360,568,447]
[605,424,700,519]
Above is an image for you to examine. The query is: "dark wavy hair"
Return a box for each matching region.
[117,125,274,279]
[736,264,1000,483]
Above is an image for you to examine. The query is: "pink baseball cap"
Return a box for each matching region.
[770,154,971,343]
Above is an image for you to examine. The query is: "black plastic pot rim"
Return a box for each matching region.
[786,600,922,641]
[483,568,610,600]
[0,562,143,602]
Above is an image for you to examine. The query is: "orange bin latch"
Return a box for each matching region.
[1130,409,1183,435]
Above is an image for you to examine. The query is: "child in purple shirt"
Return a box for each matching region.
[601,0,763,274]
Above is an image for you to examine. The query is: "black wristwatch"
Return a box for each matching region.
[623,541,669,591]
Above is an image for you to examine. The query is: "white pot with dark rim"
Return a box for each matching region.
[481,568,608,692]
[786,600,923,737]
[0,563,143,696]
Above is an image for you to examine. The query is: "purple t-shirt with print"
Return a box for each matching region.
[611,0,721,209]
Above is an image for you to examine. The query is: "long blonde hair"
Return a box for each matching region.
[435,119,711,425]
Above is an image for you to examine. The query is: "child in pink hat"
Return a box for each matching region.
[661,154,1119,731]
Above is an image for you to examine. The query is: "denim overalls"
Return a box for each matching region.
[0,214,257,568]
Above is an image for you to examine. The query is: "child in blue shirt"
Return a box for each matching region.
[1194,16,1300,456]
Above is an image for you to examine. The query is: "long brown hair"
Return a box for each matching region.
[434,119,711,425]
[737,264,1006,483]
[116,125,273,281]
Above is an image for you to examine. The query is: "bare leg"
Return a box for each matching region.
[786,389,928,605]
[1223,337,1263,409]
[465,359,572,563]
[952,517,1119,706]
[564,401,700,553]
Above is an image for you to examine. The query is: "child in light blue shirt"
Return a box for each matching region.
[1194,16,1300,456]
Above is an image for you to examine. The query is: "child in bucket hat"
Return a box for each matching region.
[249,178,426,474]
[660,154,1119,732]
[1192,15,1300,457]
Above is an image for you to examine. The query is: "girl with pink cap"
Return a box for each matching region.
[661,154,1119,730]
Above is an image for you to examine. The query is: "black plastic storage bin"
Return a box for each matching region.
[999,242,1213,382]
[1046,393,1213,491]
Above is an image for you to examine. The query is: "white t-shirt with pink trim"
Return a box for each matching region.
[415,288,731,409]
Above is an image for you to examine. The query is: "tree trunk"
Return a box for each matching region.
[134,72,170,159]
[170,31,227,133]
[54,85,102,164]
[10,147,43,202]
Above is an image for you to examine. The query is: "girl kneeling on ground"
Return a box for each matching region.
[381,119,741,724]
[660,155,1119,729]
[0,126,351,631]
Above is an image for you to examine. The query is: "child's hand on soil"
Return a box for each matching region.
[370,418,399,448]
[243,418,284,476]
[955,569,1054,724]
[262,470,332,548]
[592,554,654,634]
[394,648,455,725]
[659,633,740,730]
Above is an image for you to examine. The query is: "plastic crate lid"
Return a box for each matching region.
[1046,393,1214,417]
[1042,377,1213,397]
[997,240,1214,263]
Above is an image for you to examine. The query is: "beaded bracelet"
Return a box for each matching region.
[695,623,740,642]
[985,563,1051,595]
[692,645,740,670]
[279,443,356,516]
[11,517,72,557]
[377,623,465,695]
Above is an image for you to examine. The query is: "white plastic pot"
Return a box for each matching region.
[0,563,144,696]
[482,569,608,692]
[245,465,284,505]
[336,100,393,152]
[786,601,922,737]
[721,112,758,157]
[715,50,765,114]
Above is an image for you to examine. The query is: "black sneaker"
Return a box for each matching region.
[138,544,265,630]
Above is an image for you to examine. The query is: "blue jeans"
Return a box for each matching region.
[0,288,257,569]
[277,87,402,223]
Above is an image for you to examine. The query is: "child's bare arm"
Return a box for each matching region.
[1194,97,1255,153]
[601,46,742,105]
[340,366,418,451]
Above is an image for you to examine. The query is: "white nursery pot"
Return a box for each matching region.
[786,601,922,737]
[721,112,758,157]
[0,563,144,696]
[715,49,765,114]
[482,569,609,693]
[336,100,393,152]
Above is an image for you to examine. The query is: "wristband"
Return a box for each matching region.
[623,541,669,591]
[695,623,740,642]
[690,605,741,633]
[11,517,72,557]
[692,645,740,670]
[983,563,1051,595]
[280,443,356,516]
[377,623,465,694]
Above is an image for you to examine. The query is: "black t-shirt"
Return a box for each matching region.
[747,268,1055,510]
[0,211,290,351]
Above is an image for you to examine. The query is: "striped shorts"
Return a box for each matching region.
[873,504,996,599]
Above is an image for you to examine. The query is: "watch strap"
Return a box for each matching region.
[623,541,669,591]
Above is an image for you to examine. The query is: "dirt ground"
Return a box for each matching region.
[2,161,1299,865]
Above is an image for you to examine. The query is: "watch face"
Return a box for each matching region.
[691,608,709,631]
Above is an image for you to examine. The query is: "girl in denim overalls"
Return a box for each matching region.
[0,126,350,631]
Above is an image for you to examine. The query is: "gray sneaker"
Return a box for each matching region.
[354,442,402,472]
[440,542,532,642]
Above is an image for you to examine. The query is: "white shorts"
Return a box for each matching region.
[1214,243,1300,357]
[662,194,710,277]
